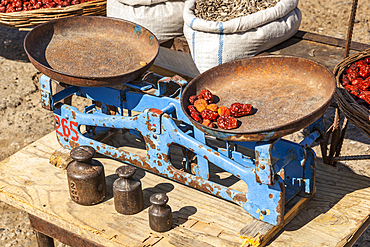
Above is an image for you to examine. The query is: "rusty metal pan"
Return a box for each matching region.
[24,16,159,87]
[181,55,335,142]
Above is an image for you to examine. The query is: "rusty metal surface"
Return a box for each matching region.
[28,214,104,247]
[344,0,359,58]
[24,16,159,87]
[181,55,335,141]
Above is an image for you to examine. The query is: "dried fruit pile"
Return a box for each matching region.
[0,0,94,13]
[194,0,280,22]
[341,58,370,109]
[188,89,254,130]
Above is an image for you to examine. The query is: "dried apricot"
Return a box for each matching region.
[202,119,215,128]
[207,103,218,112]
[218,106,231,116]
[194,99,208,113]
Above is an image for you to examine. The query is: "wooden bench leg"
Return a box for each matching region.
[28,214,104,247]
[35,231,55,247]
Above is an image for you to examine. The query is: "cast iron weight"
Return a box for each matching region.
[148,193,172,232]
[113,165,144,215]
[67,146,107,206]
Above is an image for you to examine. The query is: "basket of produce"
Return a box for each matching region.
[334,48,370,137]
[0,0,106,28]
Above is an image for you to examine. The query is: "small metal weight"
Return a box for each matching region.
[113,165,144,215]
[67,146,107,206]
[148,193,172,232]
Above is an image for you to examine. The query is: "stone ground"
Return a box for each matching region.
[0,0,370,246]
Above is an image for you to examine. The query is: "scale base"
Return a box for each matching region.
[48,130,315,247]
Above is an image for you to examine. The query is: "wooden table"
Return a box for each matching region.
[1,31,370,247]
[2,129,370,247]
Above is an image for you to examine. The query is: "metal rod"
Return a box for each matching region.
[344,0,358,58]
[331,154,370,162]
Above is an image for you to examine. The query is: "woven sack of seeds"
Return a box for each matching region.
[183,0,301,73]
[107,0,185,43]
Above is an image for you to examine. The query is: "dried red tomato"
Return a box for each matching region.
[358,65,370,79]
[230,103,253,117]
[349,63,359,72]
[352,78,363,86]
[356,79,370,91]
[188,95,197,105]
[355,60,366,67]
[359,91,370,104]
[191,111,202,123]
[200,89,213,103]
[188,105,198,113]
[217,115,238,130]
[188,105,202,122]
[341,74,350,86]
[365,58,370,64]
[2,0,93,12]
[201,109,219,121]
[347,71,359,82]
[344,85,361,97]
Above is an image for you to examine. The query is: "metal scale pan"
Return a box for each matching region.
[181,56,336,142]
[24,16,159,87]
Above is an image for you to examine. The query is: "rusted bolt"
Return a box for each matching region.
[261,210,266,215]
[152,127,157,132]
[260,164,265,170]
[153,135,157,139]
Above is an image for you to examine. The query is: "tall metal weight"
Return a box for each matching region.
[113,165,144,215]
[67,146,107,206]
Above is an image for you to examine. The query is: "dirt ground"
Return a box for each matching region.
[0,0,370,246]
